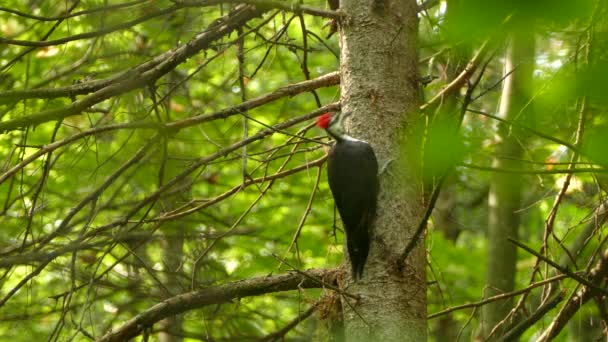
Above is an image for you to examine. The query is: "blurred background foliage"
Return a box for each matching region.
[1,0,607,340]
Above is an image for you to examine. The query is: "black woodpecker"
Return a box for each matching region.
[317,112,379,280]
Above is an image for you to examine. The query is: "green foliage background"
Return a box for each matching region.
[1,0,607,340]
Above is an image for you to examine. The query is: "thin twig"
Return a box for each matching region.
[508,238,608,296]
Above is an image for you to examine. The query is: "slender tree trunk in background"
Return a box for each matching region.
[482,29,535,337]
[158,222,185,342]
[158,170,189,342]
[158,232,185,342]
[338,0,425,340]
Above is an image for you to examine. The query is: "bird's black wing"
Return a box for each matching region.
[327,140,378,279]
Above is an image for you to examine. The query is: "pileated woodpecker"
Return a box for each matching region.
[317,112,379,280]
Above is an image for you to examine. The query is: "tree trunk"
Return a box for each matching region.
[338,0,425,340]
[482,29,535,337]
[158,157,190,342]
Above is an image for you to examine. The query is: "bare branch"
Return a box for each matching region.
[537,249,608,340]
[0,0,149,21]
[97,269,339,342]
[498,291,564,342]
[0,4,265,133]
[428,274,568,320]
[508,238,608,296]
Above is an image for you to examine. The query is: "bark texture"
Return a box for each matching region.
[338,0,426,340]
[482,29,535,337]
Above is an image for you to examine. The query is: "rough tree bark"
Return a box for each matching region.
[482,28,535,337]
[338,0,426,340]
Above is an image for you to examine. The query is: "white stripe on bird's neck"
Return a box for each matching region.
[341,135,365,143]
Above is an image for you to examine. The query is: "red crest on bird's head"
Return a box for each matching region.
[317,112,333,129]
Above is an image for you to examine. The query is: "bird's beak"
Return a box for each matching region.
[340,111,353,119]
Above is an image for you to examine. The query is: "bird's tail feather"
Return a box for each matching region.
[349,247,368,281]
[352,261,365,281]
